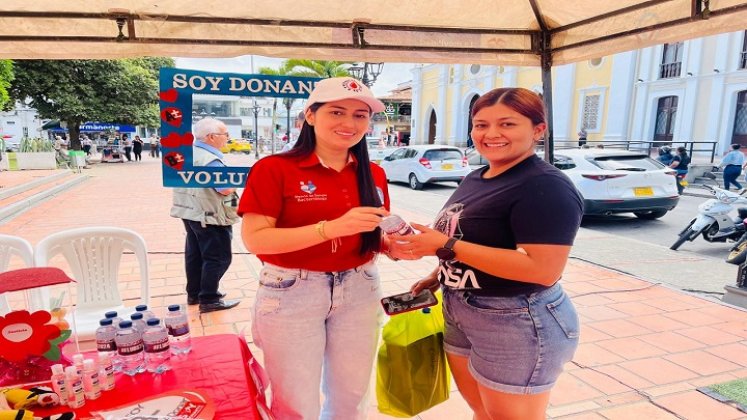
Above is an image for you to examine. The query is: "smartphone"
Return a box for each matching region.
[381,289,438,316]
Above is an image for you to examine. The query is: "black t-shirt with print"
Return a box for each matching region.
[434,155,583,296]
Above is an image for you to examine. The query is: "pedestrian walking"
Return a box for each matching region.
[238,77,391,419]
[81,135,92,156]
[670,146,690,195]
[133,135,144,161]
[718,143,745,191]
[122,134,132,162]
[149,134,160,158]
[390,87,584,420]
[170,118,240,313]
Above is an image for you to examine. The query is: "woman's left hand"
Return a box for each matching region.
[388,222,449,258]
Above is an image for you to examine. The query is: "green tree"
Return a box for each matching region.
[0,60,14,111]
[281,60,351,78]
[10,58,174,149]
[257,60,351,150]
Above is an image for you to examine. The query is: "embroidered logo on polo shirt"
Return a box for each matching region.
[295,180,327,202]
[300,180,317,194]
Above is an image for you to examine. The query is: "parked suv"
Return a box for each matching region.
[554,149,679,218]
[380,145,470,189]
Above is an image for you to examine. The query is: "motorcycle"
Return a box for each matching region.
[726,227,747,265]
[670,184,747,250]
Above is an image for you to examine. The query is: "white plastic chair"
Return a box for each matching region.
[0,234,46,315]
[34,227,150,342]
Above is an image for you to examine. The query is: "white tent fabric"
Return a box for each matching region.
[2,1,746,65]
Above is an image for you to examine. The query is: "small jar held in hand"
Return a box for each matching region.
[379,215,414,236]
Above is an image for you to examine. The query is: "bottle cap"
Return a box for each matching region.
[119,320,132,328]
[64,366,78,377]
[130,312,143,320]
[135,304,148,311]
[146,318,160,326]
[99,318,113,326]
[83,359,96,370]
[51,364,64,375]
[104,311,118,318]
[98,352,111,362]
[73,354,84,363]
[168,304,181,312]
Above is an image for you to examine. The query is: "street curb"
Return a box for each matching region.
[0,174,89,224]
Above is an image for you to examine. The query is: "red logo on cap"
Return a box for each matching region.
[342,79,363,92]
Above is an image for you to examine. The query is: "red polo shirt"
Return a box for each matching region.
[238,153,390,271]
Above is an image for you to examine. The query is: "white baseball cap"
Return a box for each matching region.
[303,77,385,114]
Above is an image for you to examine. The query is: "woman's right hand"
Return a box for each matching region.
[411,276,440,297]
[326,206,389,238]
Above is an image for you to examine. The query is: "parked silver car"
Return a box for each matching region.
[380,145,470,189]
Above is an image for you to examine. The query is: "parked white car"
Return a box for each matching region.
[554,149,680,219]
[380,145,471,189]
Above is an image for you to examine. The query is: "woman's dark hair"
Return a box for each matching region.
[732,143,741,150]
[471,87,546,126]
[283,102,382,255]
[677,146,687,154]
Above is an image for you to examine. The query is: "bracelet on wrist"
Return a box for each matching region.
[315,220,329,241]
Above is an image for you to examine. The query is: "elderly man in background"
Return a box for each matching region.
[170,118,240,313]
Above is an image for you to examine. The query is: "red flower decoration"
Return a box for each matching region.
[0,310,61,362]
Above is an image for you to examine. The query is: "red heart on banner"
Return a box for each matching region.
[159,89,178,102]
[163,152,185,170]
[161,107,184,127]
[160,132,194,148]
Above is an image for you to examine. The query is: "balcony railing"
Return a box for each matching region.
[660,62,682,79]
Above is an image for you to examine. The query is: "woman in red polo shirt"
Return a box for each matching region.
[239,77,395,420]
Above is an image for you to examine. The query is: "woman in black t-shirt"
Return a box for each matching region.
[389,88,583,420]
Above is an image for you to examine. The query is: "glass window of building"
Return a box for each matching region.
[660,42,683,78]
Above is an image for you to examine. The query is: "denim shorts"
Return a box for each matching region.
[442,282,579,394]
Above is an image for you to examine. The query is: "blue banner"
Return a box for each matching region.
[159,67,320,188]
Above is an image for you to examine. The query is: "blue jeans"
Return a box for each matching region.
[442,283,579,394]
[182,219,232,304]
[723,165,743,190]
[252,262,382,420]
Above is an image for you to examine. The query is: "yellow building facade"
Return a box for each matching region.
[410,30,747,156]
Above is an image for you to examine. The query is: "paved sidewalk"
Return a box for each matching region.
[1,159,746,419]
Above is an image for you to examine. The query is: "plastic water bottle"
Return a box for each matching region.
[130,312,147,334]
[104,311,123,329]
[135,304,156,321]
[115,320,145,376]
[143,318,171,373]
[379,214,415,235]
[95,319,117,357]
[164,304,192,355]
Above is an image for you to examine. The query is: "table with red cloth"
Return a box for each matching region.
[34,334,262,419]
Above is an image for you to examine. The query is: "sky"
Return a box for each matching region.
[173,56,416,96]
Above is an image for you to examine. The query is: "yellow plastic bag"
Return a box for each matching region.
[376,292,450,417]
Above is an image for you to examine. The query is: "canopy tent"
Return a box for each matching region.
[2,0,747,160]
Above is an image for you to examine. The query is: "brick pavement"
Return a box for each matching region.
[1,159,746,419]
